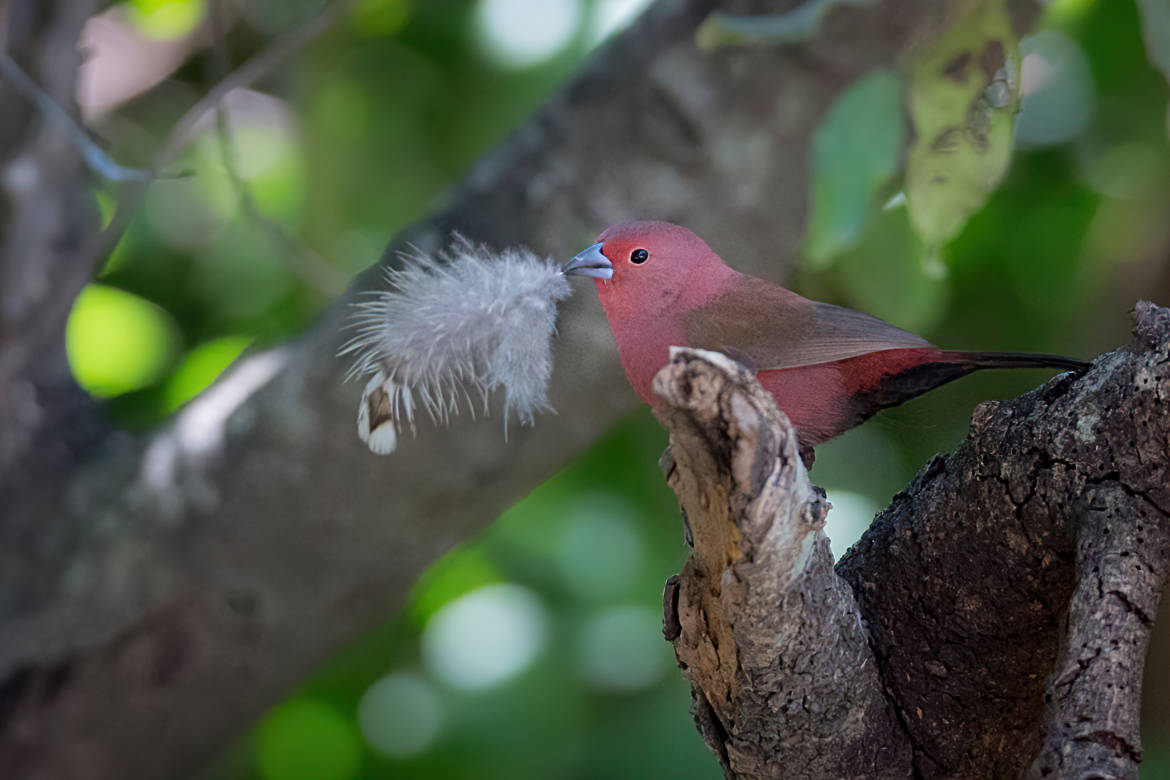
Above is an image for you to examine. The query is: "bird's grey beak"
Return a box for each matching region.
[562,242,613,280]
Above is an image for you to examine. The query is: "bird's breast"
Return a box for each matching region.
[606,310,685,406]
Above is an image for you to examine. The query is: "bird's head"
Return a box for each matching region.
[563,221,730,318]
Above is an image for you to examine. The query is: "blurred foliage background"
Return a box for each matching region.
[59,0,1170,777]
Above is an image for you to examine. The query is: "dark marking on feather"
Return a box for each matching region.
[367,384,393,431]
[849,352,1087,429]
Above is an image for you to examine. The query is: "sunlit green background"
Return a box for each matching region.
[68,0,1170,777]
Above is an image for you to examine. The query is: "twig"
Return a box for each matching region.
[0,50,155,181]
[206,0,348,294]
[85,0,354,283]
[158,0,353,165]
[695,0,874,50]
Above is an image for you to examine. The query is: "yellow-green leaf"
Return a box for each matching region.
[905,0,1021,259]
[834,204,948,334]
[129,0,205,40]
[66,285,181,398]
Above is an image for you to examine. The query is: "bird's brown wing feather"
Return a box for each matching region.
[683,275,931,371]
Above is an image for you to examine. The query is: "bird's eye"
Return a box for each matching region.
[630,248,648,264]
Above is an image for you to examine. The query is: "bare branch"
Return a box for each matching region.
[1025,301,1170,780]
[0,51,152,182]
[0,0,103,474]
[656,348,912,778]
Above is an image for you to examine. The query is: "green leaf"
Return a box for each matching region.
[905,0,1021,259]
[161,336,253,412]
[804,69,904,269]
[129,0,205,40]
[66,285,181,398]
[407,545,502,627]
[1136,0,1170,85]
[834,204,948,334]
[255,699,360,780]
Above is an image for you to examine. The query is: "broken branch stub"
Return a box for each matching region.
[652,347,912,780]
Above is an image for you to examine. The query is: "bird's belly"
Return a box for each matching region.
[756,363,849,445]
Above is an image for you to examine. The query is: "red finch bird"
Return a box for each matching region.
[564,221,1086,447]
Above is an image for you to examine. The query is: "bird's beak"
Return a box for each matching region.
[561,242,613,279]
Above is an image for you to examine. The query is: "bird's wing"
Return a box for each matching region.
[683,276,931,371]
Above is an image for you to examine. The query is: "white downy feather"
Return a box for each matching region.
[340,236,572,454]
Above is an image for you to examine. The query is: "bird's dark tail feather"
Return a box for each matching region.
[856,350,1089,422]
[941,350,1090,373]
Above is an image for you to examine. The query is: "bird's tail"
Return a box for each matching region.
[855,349,1090,424]
[939,351,1090,373]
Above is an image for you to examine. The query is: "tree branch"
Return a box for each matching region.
[658,302,1170,778]
[0,0,101,475]
[656,348,912,778]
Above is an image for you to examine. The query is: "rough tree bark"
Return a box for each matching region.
[656,302,1170,779]
[6,0,1131,778]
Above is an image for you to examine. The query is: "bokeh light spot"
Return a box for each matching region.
[422,583,548,690]
[66,285,180,398]
[351,0,410,36]
[408,545,502,626]
[557,493,643,600]
[577,605,669,692]
[194,223,290,322]
[1040,0,1098,26]
[256,699,361,780]
[145,172,235,251]
[590,0,654,44]
[357,672,443,757]
[195,92,298,181]
[823,490,881,560]
[314,79,372,146]
[1078,142,1170,200]
[1016,30,1094,148]
[129,0,206,40]
[475,0,582,68]
[190,90,305,225]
